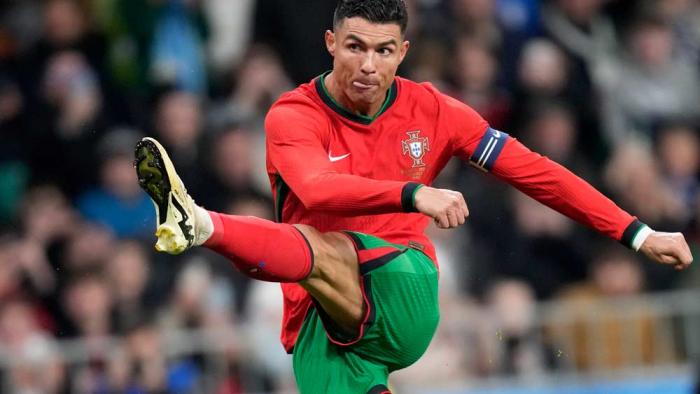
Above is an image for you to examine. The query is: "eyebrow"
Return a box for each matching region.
[345,34,398,48]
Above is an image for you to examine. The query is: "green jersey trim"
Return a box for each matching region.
[315,70,397,125]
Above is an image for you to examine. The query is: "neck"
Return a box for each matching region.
[324,72,387,118]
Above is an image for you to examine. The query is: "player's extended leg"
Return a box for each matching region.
[135,138,439,393]
[134,137,365,334]
[207,214,365,333]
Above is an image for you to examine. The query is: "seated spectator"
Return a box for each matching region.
[550,248,676,370]
[477,279,561,377]
[0,299,66,393]
[107,241,154,335]
[603,16,700,144]
[655,123,700,223]
[77,128,155,239]
[604,140,686,230]
[451,36,511,131]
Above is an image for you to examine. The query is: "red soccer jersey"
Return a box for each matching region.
[265,73,643,353]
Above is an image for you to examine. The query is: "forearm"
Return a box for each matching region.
[492,139,649,248]
[289,172,421,215]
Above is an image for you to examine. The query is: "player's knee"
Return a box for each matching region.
[292,225,357,277]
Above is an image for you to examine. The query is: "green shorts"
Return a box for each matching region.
[292,231,440,394]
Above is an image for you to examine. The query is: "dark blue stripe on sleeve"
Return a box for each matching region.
[469,128,509,172]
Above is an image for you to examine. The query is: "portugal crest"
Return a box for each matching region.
[402,130,429,168]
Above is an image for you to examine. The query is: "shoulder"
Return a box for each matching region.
[266,83,325,128]
[397,77,485,124]
[395,77,440,109]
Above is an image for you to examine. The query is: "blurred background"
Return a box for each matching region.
[0,0,700,393]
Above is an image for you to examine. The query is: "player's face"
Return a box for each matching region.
[325,17,409,112]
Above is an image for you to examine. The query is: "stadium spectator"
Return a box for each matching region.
[551,248,677,370]
[152,89,207,199]
[603,16,700,144]
[0,299,66,393]
[479,279,560,377]
[252,0,337,84]
[77,129,154,239]
[655,123,700,221]
[451,36,512,131]
[106,241,154,335]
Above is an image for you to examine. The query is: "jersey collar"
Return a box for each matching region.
[315,70,398,125]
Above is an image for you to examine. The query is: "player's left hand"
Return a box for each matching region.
[639,232,693,271]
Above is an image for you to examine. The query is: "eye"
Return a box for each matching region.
[378,48,393,55]
[348,43,361,52]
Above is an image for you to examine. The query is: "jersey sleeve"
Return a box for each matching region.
[266,97,419,215]
[429,87,647,248]
[489,138,647,248]
[437,92,491,162]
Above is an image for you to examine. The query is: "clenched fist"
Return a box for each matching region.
[639,232,693,271]
[414,186,469,229]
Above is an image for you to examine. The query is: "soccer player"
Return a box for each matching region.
[134,1,693,392]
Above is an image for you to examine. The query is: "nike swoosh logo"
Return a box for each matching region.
[170,194,194,244]
[328,152,351,162]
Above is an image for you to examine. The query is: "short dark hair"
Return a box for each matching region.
[333,0,408,35]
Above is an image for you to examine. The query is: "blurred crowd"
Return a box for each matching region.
[1,0,700,392]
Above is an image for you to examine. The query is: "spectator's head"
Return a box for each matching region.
[123,321,167,391]
[19,185,75,243]
[63,221,115,271]
[604,142,686,225]
[556,0,605,24]
[0,299,38,346]
[97,129,143,199]
[590,249,644,296]
[155,90,202,149]
[233,44,292,114]
[656,124,700,179]
[173,259,211,321]
[523,102,577,163]
[517,39,568,95]
[201,278,235,328]
[43,0,88,46]
[627,16,674,69]
[41,51,101,135]
[650,0,694,21]
[0,300,64,394]
[124,321,162,362]
[487,279,536,337]
[405,38,449,87]
[0,76,23,123]
[454,36,498,93]
[212,127,255,191]
[452,0,495,23]
[63,271,113,336]
[106,241,150,305]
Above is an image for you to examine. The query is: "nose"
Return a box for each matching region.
[360,52,377,75]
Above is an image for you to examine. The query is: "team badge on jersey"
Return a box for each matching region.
[402,130,430,168]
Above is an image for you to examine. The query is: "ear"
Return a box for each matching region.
[399,40,410,63]
[325,30,336,57]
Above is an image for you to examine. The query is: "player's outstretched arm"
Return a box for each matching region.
[639,232,693,271]
[413,186,469,229]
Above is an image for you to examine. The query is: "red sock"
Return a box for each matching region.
[203,211,313,282]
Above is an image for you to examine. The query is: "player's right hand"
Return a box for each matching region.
[414,186,469,229]
[639,231,693,271]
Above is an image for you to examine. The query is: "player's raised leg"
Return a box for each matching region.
[134,137,364,333]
